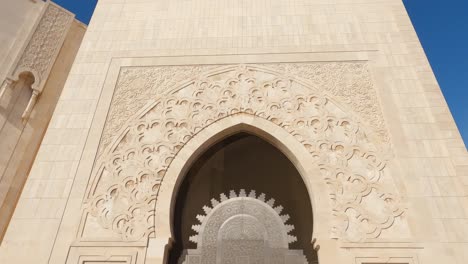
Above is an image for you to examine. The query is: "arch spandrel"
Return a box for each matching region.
[156,116,328,245]
[82,64,405,244]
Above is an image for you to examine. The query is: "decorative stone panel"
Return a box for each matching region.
[180,190,307,264]
[66,246,142,264]
[98,62,388,156]
[0,2,74,119]
[82,64,404,244]
[14,2,74,90]
[356,256,417,264]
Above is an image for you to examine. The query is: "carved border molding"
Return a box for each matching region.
[67,246,142,264]
[82,64,404,244]
[356,256,417,264]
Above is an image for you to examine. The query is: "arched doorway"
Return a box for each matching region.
[168,133,318,263]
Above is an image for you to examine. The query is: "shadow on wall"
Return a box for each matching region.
[169,133,318,264]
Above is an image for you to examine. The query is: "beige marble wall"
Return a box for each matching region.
[0,0,44,84]
[1,0,467,263]
[0,18,86,243]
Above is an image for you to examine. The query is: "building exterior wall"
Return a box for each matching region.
[0,1,86,244]
[0,0,44,84]
[1,0,467,263]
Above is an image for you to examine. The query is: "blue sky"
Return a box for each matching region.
[403,0,468,147]
[53,0,468,146]
[53,0,97,25]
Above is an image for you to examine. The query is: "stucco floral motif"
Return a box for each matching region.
[98,65,217,155]
[15,3,73,87]
[268,63,388,142]
[85,64,403,242]
[98,62,388,156]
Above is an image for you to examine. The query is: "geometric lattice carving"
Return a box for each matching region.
[98,65,217,154]
[266,63,388,143]
[14,3,73,90]
[179,190,307,264]
[0,2,73,120]
[98,62,388,156]
[85,64,404,242]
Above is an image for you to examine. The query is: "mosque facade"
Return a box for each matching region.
[0,0,467,264]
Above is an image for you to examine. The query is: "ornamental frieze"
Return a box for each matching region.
[98,62,388,156]
[83,64,403,243]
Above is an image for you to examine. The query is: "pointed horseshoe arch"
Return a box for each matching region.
[155,114,331,242]
[83,64,404,246]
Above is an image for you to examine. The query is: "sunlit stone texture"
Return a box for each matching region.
[0,0,467,264]
[0,0,85,247]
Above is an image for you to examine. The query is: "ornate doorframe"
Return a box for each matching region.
[53,53,421,264]
[152,115,330,262]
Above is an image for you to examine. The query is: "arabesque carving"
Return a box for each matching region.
[0,2,74,120]
[85,64,403,242]
[98,62,388,156]
[15,3,73,86]
[99,65,217,154]
[179,190,308,264]
[267,63,388,142]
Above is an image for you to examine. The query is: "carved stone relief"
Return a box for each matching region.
[266,63,388,142]
[83,64,404,243]
[98,65,217,154]
[0,2,74,121]
[98,62,388,156]
[0,2,74,120]
[15,3,74,88]
[179,190,308,264]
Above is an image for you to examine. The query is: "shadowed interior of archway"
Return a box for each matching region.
[168,132,318,263]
